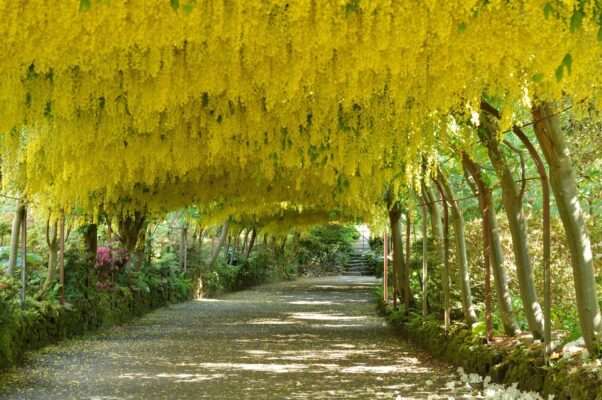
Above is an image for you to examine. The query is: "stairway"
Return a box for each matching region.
[342,228,373,276]
[342,252,372,276]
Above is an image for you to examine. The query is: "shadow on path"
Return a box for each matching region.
[0,276,474,399]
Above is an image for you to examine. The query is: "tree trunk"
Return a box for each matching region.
[208,220,229,268]
[513,126,552,352]
[82,223,98,289]
[181,224,188,272]
[244,227,257,260]
[479,106,545,339]
[241,228,250,255]
[279,236,288,256]
[462,154,518,336]
[389,202,407,308]
[39,218,59,298]
[83,224,98,265]
[8,200,25,277]
[405,210,412,313]
[117,212,145,254]
[196,227,205,249]
[532,101,602,354]
[439,182,452,330]
[19,206,27,307]
[59,213,65,305]
[424,184,448,325]
[436,169,477,324]
[117,212,145,270]
[421,197,429,317]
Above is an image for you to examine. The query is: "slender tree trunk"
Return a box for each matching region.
[436,169,477,324]
[532,102,602,354]
[480,104,545,338]
[241,229,250,255]
[421,197,429,317]
[208,220,229,268]
[402,207,412,313]
[244,228,257,260]
[83,224,98,265]
[513,126,552,351]
[39,218,59,298]
[434,180,451,332]
[389,202,407,308]
[82,223,98,289]
[424,184,448,325]
[383,231,389,303]
[181,224,188,272]
[196,227,205,249]
[59,212,65,305]
[483,213,493,342]
[462,154,518,336]
[279,236,288,256]
[19,206,27,307]
[8,200,25,277]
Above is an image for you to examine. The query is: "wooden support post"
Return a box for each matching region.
[483,203,493,342]
[59,211,65,305]
[421,202,428,317]
[20,206,27,308]
[181,225,188,273]
[383,231,388,303]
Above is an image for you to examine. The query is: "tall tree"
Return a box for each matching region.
[244,227,257,260]
[479,104,545,338]
[532,101,602,354]
[388,200,408,308]
[435,169,477,324]
[462,153,519,336]
[39,217,59,298]
[512,126,552,352]
[8,199,25,277]
[424,183,450,329]
[208,220,230,269]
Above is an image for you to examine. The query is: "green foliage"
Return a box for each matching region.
[201,247,295,296]
[296,224,357,272]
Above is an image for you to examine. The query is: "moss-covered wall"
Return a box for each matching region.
[377,301,602,400]
[0,283,191,370]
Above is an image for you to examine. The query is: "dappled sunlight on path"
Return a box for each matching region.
[0,276,476,399]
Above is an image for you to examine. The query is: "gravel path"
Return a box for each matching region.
[0,276,476,399]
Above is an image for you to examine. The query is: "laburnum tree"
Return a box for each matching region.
[0,0,601,353]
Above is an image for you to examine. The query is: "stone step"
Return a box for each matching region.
[346,265,369,271]
[345,261,366,266]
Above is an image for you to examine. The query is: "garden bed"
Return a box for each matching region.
[377,299,602,399]
[0,281,191,370]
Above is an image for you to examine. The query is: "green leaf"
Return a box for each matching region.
[532,73,544,83]
[543,3,553,19]
[598,25,602,42]
[555,64,564,81]
[344,0,361,15]
[183,3,195,14]
[472,321,486,337]
[170,0,179,11]
[570,10,584,33]
[563,53,573,75]
[79,0,91,12]
[458,22,467,33]
[555,53,572,81]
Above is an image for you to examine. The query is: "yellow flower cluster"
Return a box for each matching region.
[0,0,599,221]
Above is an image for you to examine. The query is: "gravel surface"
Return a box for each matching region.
[0,276,476,399]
